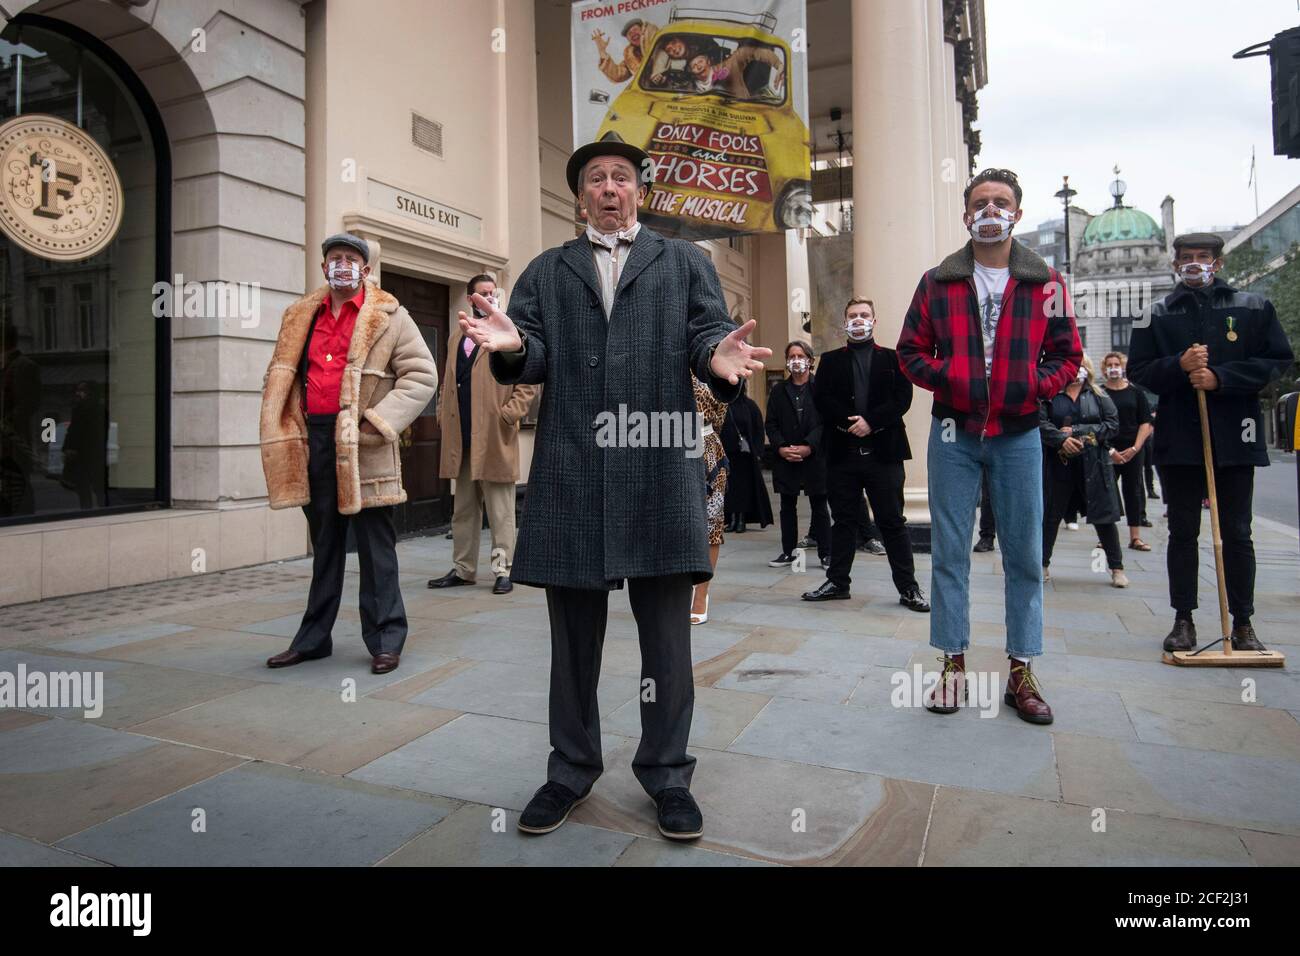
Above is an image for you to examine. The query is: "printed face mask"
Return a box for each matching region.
[1104,366,1123,380]
[327,260,362,290]
[968,204,1017,244]
[845,318,874,342]
[1177,262,1215,285]
[787,357,810,374]
[1077,366,1089,383]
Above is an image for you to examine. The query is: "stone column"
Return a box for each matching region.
[851,0,938,525]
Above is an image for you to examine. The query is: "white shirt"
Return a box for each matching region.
[972,261,1010,378]
[586,221,640,320]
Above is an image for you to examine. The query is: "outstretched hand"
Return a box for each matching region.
[458,293,522,353]
[710,319,773,384]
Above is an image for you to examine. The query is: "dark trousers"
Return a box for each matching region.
[855,495,881,543]
[827,455,916,593]
[781,492,830,559]
[1113,456,1147,529]
[545,574,695,797]
[290,417,407,657]
[978,471,996,538]
[1162,464,1256,621]
[1042,469,1123,570]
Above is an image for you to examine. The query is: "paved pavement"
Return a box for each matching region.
[2,493,1299,866]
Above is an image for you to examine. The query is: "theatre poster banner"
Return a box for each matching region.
[571,0,812,241]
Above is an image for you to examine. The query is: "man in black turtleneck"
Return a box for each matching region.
[802,297,929,612]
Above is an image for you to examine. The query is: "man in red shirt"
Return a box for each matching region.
[261,233,437,675]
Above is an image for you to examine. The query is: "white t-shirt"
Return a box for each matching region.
[972,261,1010,377]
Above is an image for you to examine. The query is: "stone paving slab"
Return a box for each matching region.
[59,762,457,866]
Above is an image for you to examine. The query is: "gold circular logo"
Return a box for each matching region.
[0,114,123,262]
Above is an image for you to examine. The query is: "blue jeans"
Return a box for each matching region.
[927,418,1043,657]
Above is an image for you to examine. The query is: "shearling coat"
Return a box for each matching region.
[260,283,437,514]
[489,225,741,590]
[438,330,537,484]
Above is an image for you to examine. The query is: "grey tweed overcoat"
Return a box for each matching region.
[490,225,741,590]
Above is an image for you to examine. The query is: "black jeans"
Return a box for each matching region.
[781,492,830,559]
[1113,456,1147,529]
[978,470,996,538]
[827,454,916,593]
[290,417,408,657]
[1042,466,1123,570]
[1162,464,1256,620]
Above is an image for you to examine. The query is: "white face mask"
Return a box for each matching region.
[845,318,874,342]
[1077,366,1089,383]
[327,260,363,291]
[787,357,810,374]
[1104,366,1123,381]
[1176,261,1215,286]
[968,204,1017,244]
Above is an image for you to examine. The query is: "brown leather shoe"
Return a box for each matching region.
[266,649,327,669]
[925,654,966,714]
[371,653,400,674]
[1162,618,1196,652]
[1230,624,1267,651]
[1004,658,1053,725]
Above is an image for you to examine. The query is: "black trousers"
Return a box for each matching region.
[1113,456,1147,529]
[978,470,996,538]
[545,574,695,797]
[1043,466,1123,570]
[781,492,830,559]
[1162,464,1256,621]
[289,417,407,657]
[827,455,916,593]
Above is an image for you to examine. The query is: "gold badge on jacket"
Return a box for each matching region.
[0,114,124,261]
[1225,316,1238,342]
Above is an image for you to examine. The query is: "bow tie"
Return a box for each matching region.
[588,229,635,251]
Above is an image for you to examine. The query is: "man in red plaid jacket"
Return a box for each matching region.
[897,168,1082,725]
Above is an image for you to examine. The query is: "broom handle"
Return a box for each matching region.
[1195,367,1232,651]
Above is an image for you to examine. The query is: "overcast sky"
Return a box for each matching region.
[976,0,1300,233]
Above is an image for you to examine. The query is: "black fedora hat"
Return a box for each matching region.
[566,141,653,196]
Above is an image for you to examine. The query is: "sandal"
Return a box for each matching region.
[1129,539,1151,551]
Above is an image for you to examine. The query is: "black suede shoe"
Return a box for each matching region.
[1162,618,1197,652]
[1230,624,1267,651]
[973,535,995,553]
[653,787,703,840]
[899,586,931,613]
[517,781,590,835]
[492,576,513,594]
[801,580,850,601]
[428,570,473,589]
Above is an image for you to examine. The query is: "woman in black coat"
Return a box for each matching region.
[721,379,773,532]
[1039,355,1127,588]
[764,340,829,566]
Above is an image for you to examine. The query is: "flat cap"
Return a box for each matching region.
[321,232,370,262]
[621,18,647,38]
[1172,232,1224,256]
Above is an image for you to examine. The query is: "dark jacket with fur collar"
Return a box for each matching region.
[897,239,1082,437]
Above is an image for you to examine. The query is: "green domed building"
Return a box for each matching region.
[1072,170,1176,369]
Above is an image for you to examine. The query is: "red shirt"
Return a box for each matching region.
[305,287,364,414]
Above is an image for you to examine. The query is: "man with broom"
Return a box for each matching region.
[1127,232,1293,655]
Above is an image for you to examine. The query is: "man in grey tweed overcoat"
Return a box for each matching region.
[458,141,771,841]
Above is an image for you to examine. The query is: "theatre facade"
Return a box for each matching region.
[0,0,984,606]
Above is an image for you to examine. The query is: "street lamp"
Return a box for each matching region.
[1054,175,1078,279]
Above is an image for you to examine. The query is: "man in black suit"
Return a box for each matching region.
[802,297,929,612]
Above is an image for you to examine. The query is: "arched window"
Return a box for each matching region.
[0,16,167,524]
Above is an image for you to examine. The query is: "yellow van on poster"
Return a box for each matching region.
[594,7,812,240]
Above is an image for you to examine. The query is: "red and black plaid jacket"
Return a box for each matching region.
[897,239,1082,437]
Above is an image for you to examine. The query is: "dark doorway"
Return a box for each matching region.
[380,270,449,535]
